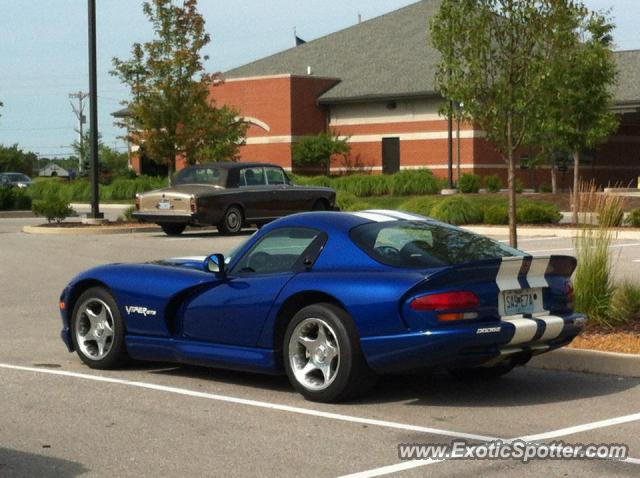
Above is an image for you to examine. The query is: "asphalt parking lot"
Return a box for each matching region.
[1,217,639,477]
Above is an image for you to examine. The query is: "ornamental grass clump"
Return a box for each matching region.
[573,181,628,327]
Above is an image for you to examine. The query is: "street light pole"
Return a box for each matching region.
[87,0,102,219]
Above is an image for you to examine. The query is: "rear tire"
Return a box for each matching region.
[160,223,186,236]
[70,287,129,370]
[449,361,516,380]
[218,206,243,235]
[283,303,376,402]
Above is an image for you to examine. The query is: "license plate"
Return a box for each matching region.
[157,200,172,210]
[502,288,542,315]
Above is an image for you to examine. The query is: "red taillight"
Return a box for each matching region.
[411,291,480,312]
[135,195,140,211]
[190,196,197,213]
[565,281,575,308]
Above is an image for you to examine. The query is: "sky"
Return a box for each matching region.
[0,0,638,158]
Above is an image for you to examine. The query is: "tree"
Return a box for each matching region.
[431,0,585,247]
[72,129,103,166]
[536,10,618,223]
[0,144,37,176]
[292,132,350,174]
[112,0,247,183]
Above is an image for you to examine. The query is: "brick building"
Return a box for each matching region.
[211,0,640,188]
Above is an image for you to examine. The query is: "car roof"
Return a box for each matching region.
[186,162,283,170]
[264,210,429,233]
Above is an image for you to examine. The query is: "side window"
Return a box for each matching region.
[232,228,323,275]
[265,167,286,185]
[240,167,266,187]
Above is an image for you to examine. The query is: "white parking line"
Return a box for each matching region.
[338,459,443,478]
[519,412,640,442]
[0,363,498,442]
[2,363,638,477]
[343,412,640,478]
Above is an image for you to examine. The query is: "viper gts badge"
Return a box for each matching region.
[125,306,157,317]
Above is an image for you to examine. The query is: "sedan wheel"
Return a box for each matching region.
[284,303,376,402]
[218,206,243,235]
[71,287,129,369]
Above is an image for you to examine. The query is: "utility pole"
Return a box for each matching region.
[69,91,88,174]
[87,0,102,220]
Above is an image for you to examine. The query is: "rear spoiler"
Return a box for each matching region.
[419,255,576,291]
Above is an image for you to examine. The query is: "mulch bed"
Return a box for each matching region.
[570,322,640,355]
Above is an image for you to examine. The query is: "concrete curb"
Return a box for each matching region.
[463,225,640,240]
[70,203,132,211]
[22,224,161,235]
[527,348,640,378]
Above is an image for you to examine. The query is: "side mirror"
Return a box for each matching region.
[204,253,226,276]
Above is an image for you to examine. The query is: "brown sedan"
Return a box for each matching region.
[134,162,337,236]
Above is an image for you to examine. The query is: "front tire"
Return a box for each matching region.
[218,206,243,235]
[283,303,376,402]
[160,223,186,236]
[70,287,129,369]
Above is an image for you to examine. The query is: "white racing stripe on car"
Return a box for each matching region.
[496,257,524,291]
[526,256,550,289]
[502,317,539,345]
[350,212,398,223]
[362,210,424,221]
[535,315,565,341]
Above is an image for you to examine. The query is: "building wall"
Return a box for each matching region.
[208,75,639,188]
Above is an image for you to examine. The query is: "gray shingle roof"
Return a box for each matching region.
[225,0,639,106]
[614,50,640,105]
[225,0,443,103]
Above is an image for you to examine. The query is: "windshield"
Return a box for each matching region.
[6,173,30,182]
[351,220,523,269]
[173,167,226,187]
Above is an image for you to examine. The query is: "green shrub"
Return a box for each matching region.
[336,192,359,211]
[608,282,640,327]
[32,197,74,223]
[484,175,503,193]
[628,208,640,227]
[12,189,32,210]
[429,196,483,225]
[516,203,561,224]
[333,175,391,197]
[459,173,482,193]
[483,205,509,225]
[28,178,64,201]
[515,179,525,194]
[0,187,15,210]
[291,175,332,188]
[390,169,442,196]
[399,196,439,217]
[539,183,552,193]
[121,205,137,222]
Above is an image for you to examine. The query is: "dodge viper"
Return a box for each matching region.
[59,210,586,402]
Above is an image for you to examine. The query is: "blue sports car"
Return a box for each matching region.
[59,210,586,402]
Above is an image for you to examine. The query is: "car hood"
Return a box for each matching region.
[154,256,208,271]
